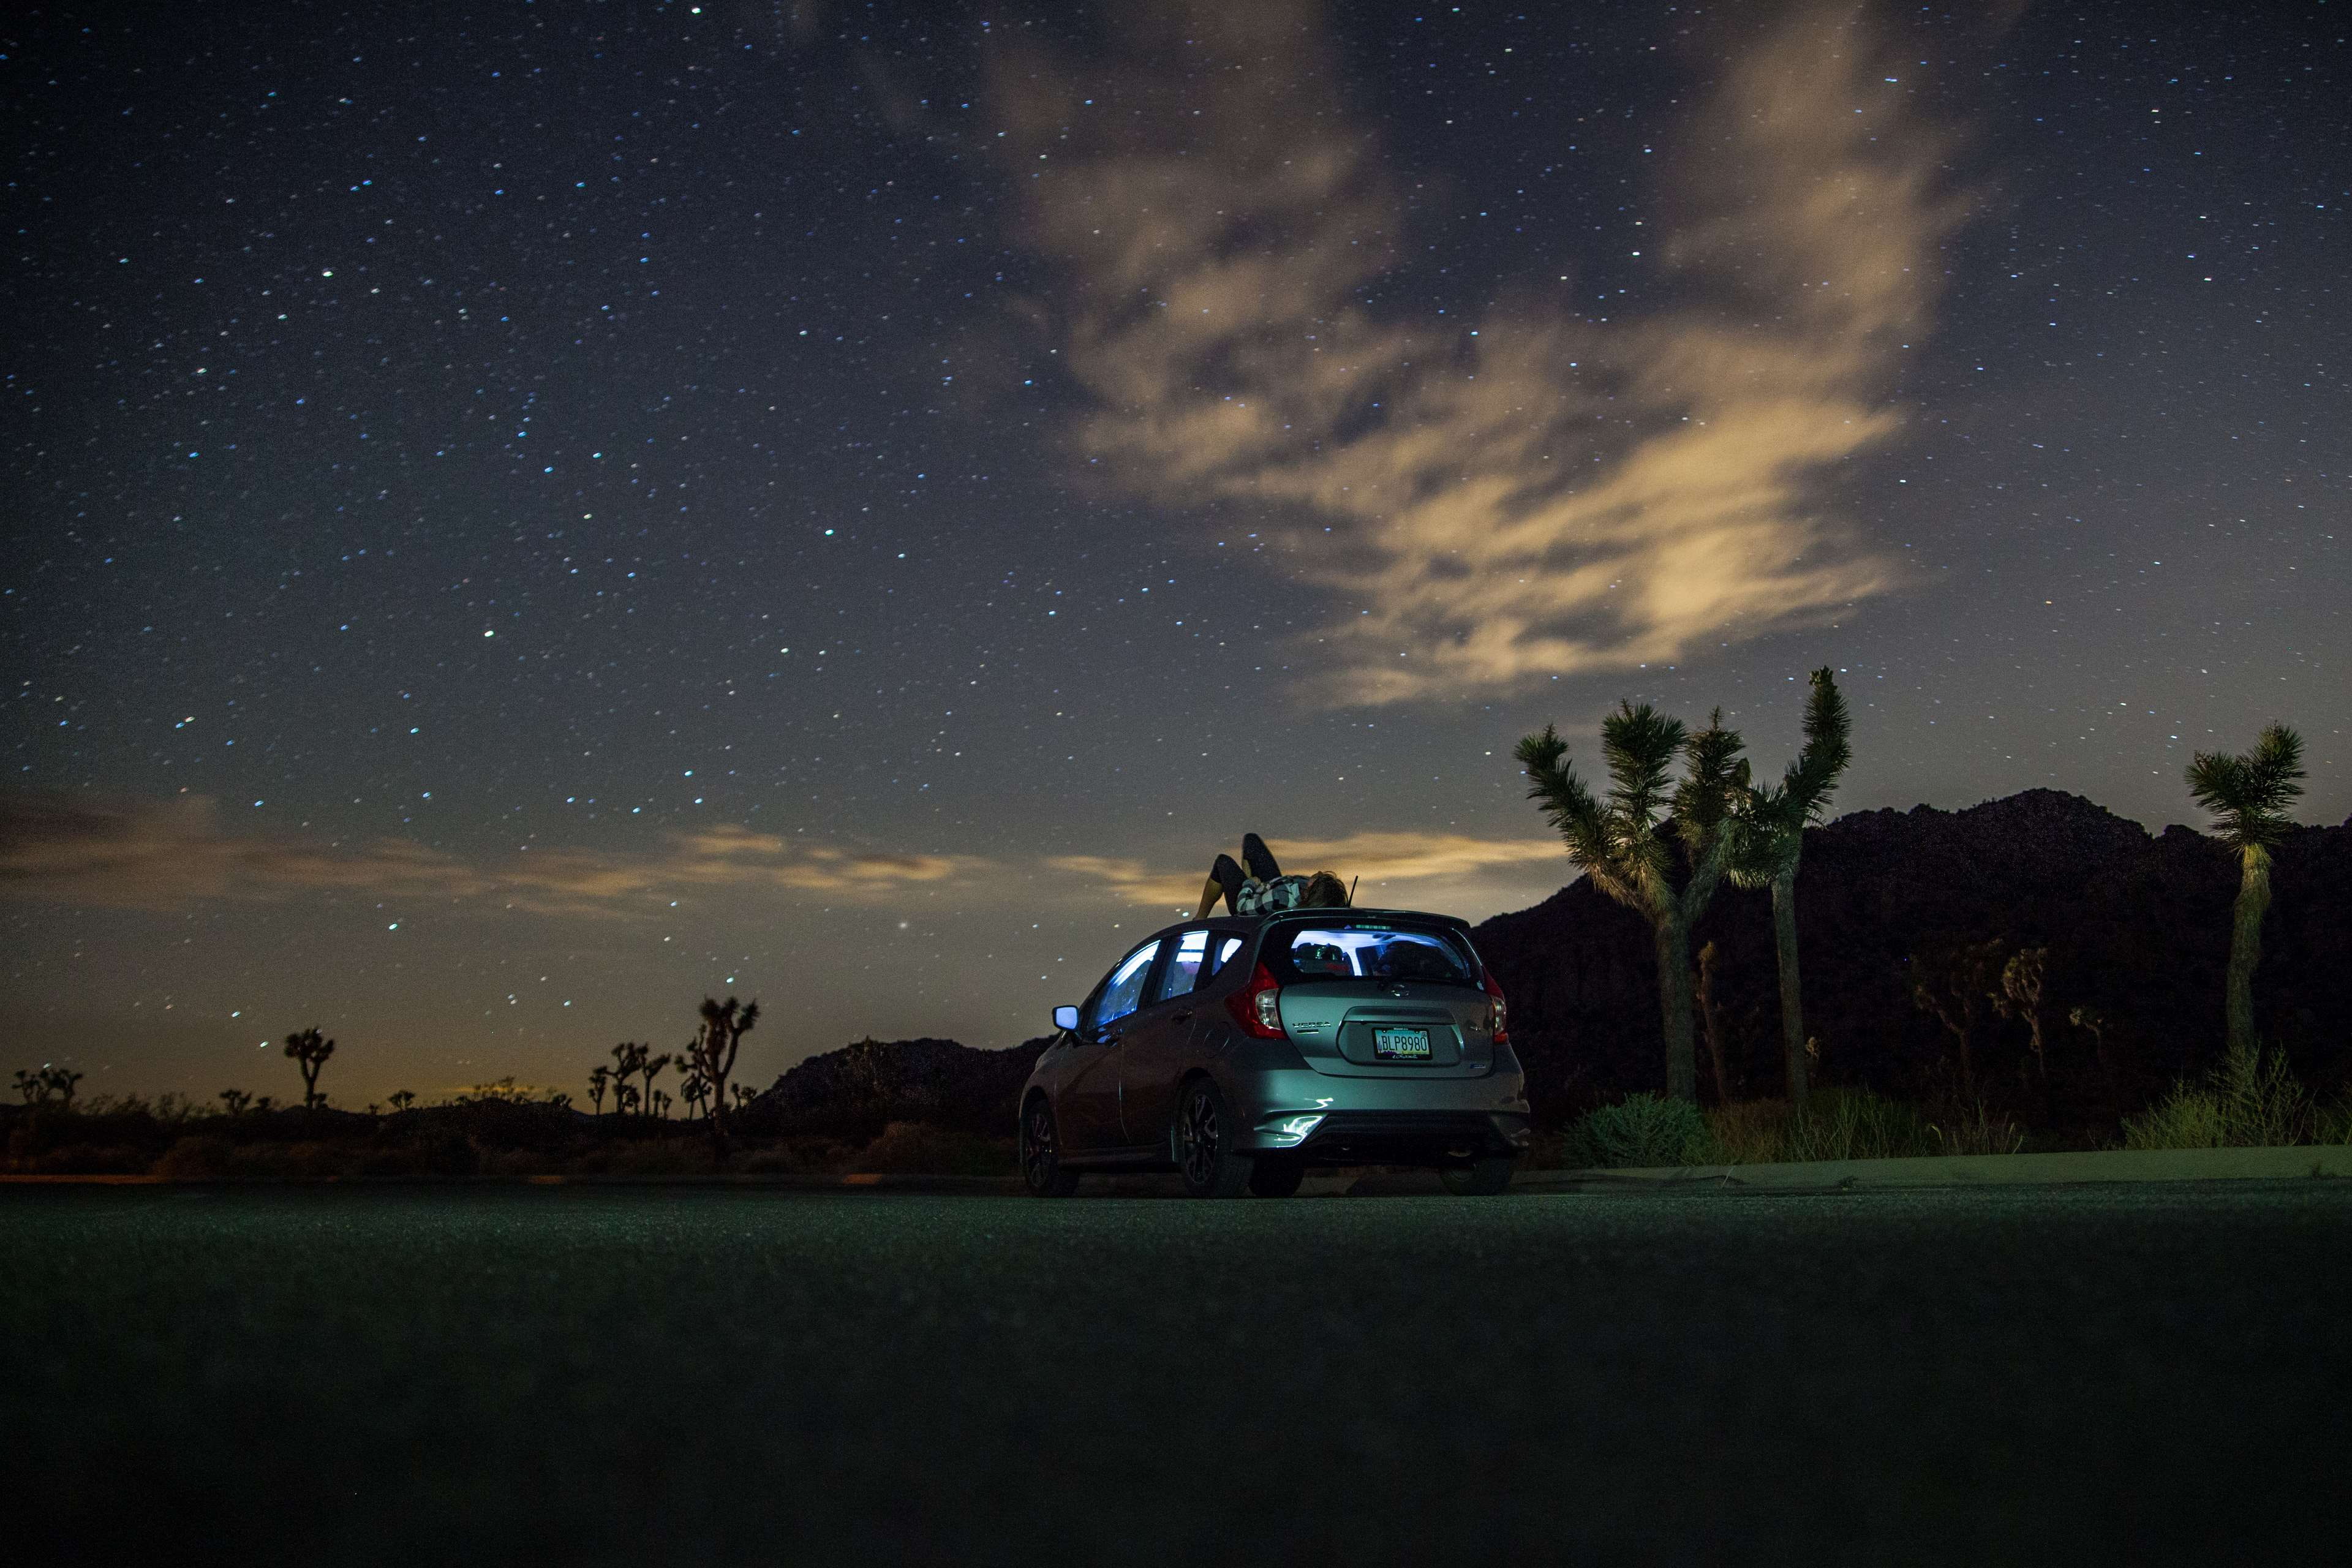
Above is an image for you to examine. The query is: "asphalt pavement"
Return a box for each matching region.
[7,1180,2346,1564]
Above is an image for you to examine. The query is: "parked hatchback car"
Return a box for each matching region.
[1019,908,1532,1197]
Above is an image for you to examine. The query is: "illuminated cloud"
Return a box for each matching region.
[0,795,984,917]
[995,0,1965,703]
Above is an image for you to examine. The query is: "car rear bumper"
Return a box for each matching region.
[1229,1066,1532,1163]
[1289,1109,1530,1164]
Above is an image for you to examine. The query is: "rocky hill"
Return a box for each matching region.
[745,1034,1044,1140]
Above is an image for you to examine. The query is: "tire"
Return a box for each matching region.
[1248,1153,1306,1199]
[1174,1078,1252,1199]
[1020,1097,1080,1197]
[1439,1154,1515,1196]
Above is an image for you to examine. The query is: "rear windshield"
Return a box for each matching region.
[1264,922,1479,986]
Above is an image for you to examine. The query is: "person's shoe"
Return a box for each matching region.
[1241,833,1283,882]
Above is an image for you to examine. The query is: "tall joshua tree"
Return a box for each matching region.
[2185,723,2305,1057]
[690,996,760,1156]
[283,1027,335,1110]
[639,1050,673,1120]
[1517,703,1746,1102]
[1726,668,1852,1109]
[610,1042,650,1118]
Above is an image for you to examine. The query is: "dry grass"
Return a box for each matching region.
[2122,1040,2331,1150]
[1695,1088,1943,1165]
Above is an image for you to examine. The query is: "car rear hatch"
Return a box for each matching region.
[1261,914,1496,1079]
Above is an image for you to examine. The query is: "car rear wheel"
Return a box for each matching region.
[1020,1098,1080,1197]
[1439,1154,1515,1196]
[1175,1079,1251,1199]
[1248,1153,1306,1199]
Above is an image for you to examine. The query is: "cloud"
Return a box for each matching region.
[0,794,984,916]
[994,1,1967,703]
[1050,831,1570,916]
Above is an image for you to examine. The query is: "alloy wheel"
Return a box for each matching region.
[1179,1087,1220,1187]
[1021,1099,1077,1197]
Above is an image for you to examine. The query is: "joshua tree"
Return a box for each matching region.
[613,1080,640,1117]
[638,1051,673,1119]
[731,1083,757,1113]
[688,996,761,1154]
[2068,1005,2122,1107]
[1991,947,2052,1083]
[650,1088,673,1120]
[40,1065,83,1106]
[219,1088,253,1116]
[2185,723,2305,1057]
[1909,938,2007,1101]
[587,1065,612,1117]
[1517,703,1746,1102]
[610,1042,650,1117]
[388,1090,417,1113]
[1695,940,1734,1106]
[283,1027,335,1110]
[679,1071,710,1121]
[1725,668,1852,1109]
[13,1069,44,1106]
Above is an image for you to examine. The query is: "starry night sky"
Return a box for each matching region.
[6,0,2345,1104]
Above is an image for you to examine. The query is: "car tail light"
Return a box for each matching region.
[1482,970,1510,1046]
[1226,962,1286,1039]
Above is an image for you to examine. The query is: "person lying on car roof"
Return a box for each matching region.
[1193,832,1352,919]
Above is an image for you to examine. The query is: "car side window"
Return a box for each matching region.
[1089,939,1161,1031]
[1202,935,1243,985]
[1151,928,1211,1004]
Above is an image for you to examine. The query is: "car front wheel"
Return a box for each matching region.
[1020,1098,1080,1197]
[1174,1079,1252,1199]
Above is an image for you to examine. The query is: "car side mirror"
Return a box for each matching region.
[1052,1005,1080,1031]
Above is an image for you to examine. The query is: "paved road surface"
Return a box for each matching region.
[7,1182,2345,1563]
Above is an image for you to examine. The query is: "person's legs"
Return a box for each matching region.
[1195,853,1248,918]
[1240,833,1282,883]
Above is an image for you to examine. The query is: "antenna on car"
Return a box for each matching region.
[1348,876,1358,906]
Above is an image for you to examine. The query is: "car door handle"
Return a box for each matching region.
[1170,1009,1193,1022]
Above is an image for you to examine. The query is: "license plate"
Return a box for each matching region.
[1373,1027,1432,1061]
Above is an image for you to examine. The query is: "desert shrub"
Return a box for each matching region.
[738,1137,860,1174]
[2123,1041,2315,1150]
[1703,1099,1795,1165]
[154,1135,236,1179]
[1781,1088,1936,1163]
[1926,1098,2026,1157]
[848,1121,1017,1176]
[1564,1093,1714,1169]
[565,1137,710,1175]
[26,1142,151,1175]
[469,1143,578,1177]
[2316,1096,2352,1147]
[2120,1090,2226,1151]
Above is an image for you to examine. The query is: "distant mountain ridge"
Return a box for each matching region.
[751,790,2352,1136]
